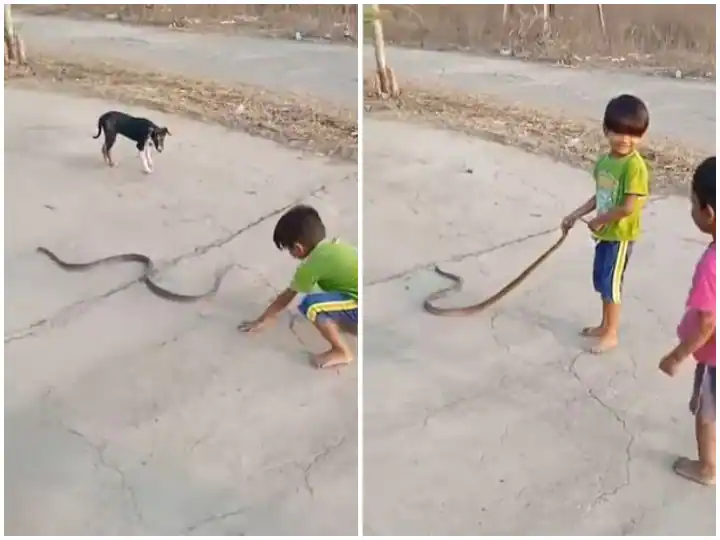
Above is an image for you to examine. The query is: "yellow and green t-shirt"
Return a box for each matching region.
[593,151,649,242]
[290,238,358,300]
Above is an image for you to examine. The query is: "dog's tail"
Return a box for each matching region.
[92,118,103,139]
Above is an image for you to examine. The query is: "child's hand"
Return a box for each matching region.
[560,215,576,233]
[238,318,267,334]
[586,217,604,233]
[658,352,684,377]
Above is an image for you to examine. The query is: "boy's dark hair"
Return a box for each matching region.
[692,156,716,212]
[603,94,650,137]
[273,204,326,250]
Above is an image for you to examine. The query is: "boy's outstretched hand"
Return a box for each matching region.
[238,319,267,333]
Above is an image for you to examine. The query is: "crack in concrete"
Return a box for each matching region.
[6,179,348,345]
[489,312,511,353]
[421,389,488,429]
[183,506,246,534]
[619,507,648,536]
[567,352,635,510]
[164,181,342,267]
[367,194,672,290]
[64,425,145,527]
[5,279,138,343]
[366,225,559,287]
[300,436,347,497]
[288,314,307,350]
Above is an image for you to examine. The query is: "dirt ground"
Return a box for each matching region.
[5,57,357,162]
[365,82,705,196]
[15,4,358,44]
[376,4,715,78]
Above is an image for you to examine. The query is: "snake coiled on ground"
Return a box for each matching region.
[423,228,570,316]
[37,246,231,302]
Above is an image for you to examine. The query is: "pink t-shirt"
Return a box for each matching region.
[677,242,716,365]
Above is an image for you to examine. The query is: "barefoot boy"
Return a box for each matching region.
[658,157,716,486]
[239,205,358,369]
[561,94,650,353]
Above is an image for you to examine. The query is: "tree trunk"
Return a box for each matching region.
[4,5,27,65]
[367,4,399,98]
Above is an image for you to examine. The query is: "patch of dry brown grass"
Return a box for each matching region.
[5,55,357,161]
[15,4,358,43]
[365,79,704,195]
[378,4,715,77]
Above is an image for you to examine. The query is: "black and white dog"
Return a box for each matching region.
[93,111,171,174]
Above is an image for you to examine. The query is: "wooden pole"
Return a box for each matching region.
[368,4,399,98]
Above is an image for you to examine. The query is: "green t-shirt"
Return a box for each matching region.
[290,238,358,300]
[593,151,649,242]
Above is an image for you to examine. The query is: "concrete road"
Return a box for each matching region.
[17,14,714,151]
[363,119,715,536]
[362,45,715,152]
[5,89,358,536]
[16,14,358,108]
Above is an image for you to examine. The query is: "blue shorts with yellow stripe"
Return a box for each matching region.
[298,292,358,327]
[593,240,634,304]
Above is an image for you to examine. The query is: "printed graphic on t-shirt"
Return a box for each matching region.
[596,170,618,214]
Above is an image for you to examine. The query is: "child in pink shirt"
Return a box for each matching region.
[659,156,716,486]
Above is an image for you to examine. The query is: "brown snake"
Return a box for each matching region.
[423,227,571,316]
[37,246,232,302]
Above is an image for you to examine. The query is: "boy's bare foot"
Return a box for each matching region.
[590,334,618,354]
[313,348,353,369]
[580,326,607,337]
[673,456,716,486]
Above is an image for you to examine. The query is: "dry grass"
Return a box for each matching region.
[5,55,357,162]
[365,79,705,196]
[15,4,358,43]
[377,4,715,77]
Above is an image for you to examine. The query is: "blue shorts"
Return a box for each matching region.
[593,240,634,304]
[298,292,358,327]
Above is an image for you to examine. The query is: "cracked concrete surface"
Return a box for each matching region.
[5,89,357,535]
[363,119,715,535]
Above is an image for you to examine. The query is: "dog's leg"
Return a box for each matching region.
[104,131,117,167]
[139,142,152,174]
[139,150,150,174]
[145,145,154,172]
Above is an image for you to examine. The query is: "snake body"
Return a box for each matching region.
[423,228,569,316]
[37,246,231,302]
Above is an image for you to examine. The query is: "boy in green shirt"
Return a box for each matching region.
[239,205,358,369]
[562,94,650,353]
